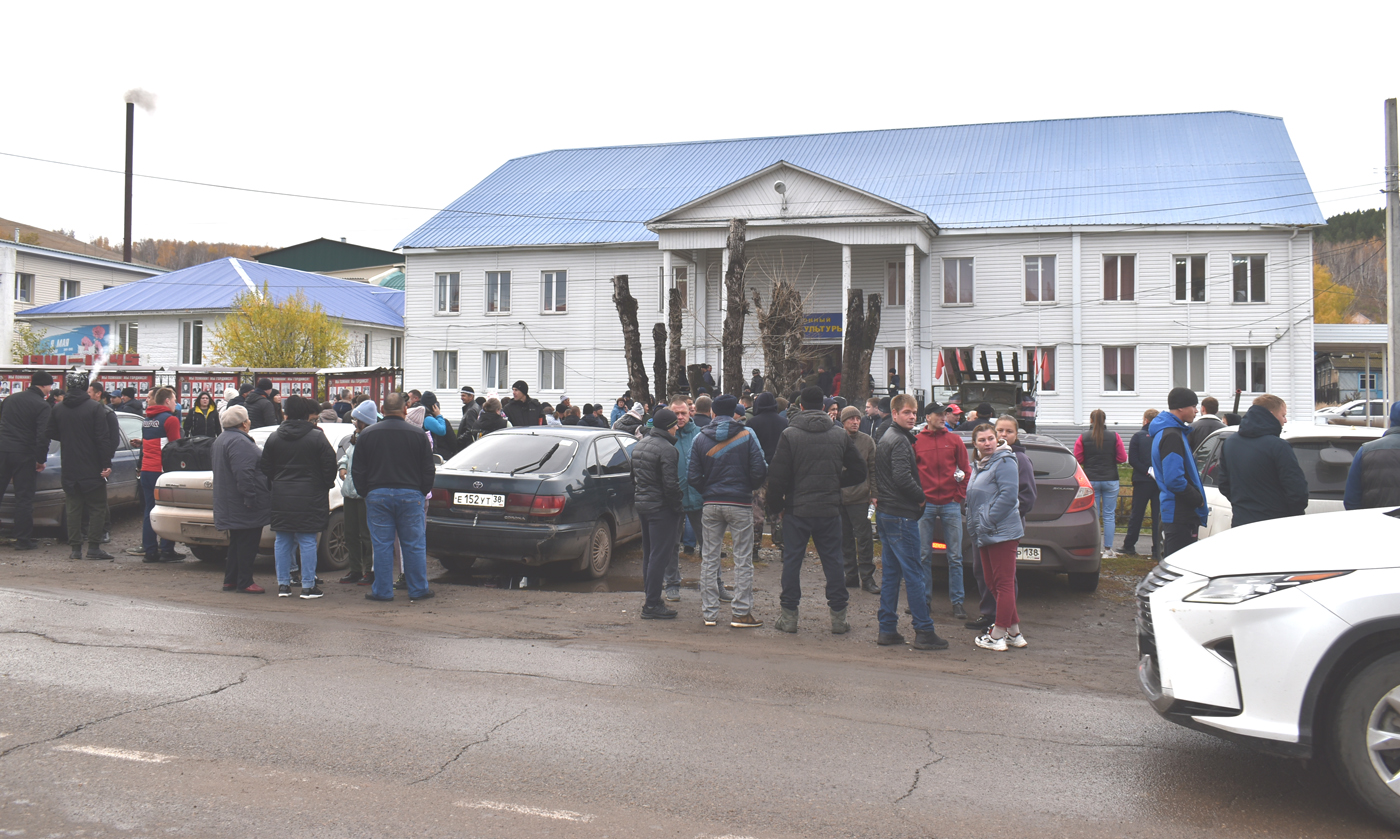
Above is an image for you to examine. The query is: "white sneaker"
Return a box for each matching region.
[975,632,1008,652]
[1102,548,1119,559]
[1005,632,1028,648]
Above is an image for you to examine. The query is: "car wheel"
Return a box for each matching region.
[1067,570,1100,592]
[437,556,476,573]
[582,519,613,579]
[1329,651,1400,830]
[189,545,227,563]
[318,510,349,571]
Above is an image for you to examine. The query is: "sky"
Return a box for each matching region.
[4,1,1398,253]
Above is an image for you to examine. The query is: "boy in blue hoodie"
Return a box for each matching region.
[1150,388,1209,557]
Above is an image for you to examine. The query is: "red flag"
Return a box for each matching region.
[1040,350,1052,386]
[935,352,945,380]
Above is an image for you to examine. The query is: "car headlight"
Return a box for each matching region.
[1184,571,1351,604]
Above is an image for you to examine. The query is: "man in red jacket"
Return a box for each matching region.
[913,413,970,619]
[133,387,186,563]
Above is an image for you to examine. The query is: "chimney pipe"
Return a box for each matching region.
[123,101,134,263]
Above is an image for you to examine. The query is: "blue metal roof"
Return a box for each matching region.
[22,259,404,328]
[398,111,1324,249]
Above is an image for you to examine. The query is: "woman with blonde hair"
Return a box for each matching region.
[966,423,1026,651]
[1074,409,1127,558]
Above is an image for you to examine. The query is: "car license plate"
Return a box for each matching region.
[180,523,223,539]
[454,492,504,508]
[1016,546,1042,562]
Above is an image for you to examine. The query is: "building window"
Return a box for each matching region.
[1024,255,1056,302]
[1025,346,1056,392]
[1234,347,1267,394]
[942,257,974,305]
[1172,346,1206,392]
[389,337,403,368]
[1103,254,1135,301]
[118,322,138,354]
[180,319,203,365]
[436,272,459,314]
[541,270,567,313]
[1361,372,1378,391]
[674,266,688,310]
[15,272,33,303]
[434,350,458,390]
[886,261,906,306]
[1103,346,1135,393]
[483,350,508,391]
[59,279,80,300]
[487,271,510,313]
[1175,255,1206,302]
[1232,255,1266,303]
[539,350,564,391]
[885,347,906,391]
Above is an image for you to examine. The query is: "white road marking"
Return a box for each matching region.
[456,800,594,823]
[54,745,173,763]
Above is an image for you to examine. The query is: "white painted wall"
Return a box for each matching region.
[12,249,157,312]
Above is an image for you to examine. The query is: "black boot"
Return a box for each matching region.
[69,545,82,560]
[912,629,949,651]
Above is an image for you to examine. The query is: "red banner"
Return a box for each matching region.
[93,372,155,397]
[176,373,244,409]
[258,374,319,402]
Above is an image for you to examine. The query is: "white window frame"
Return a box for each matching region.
[1171,346,1206,392]
[483,350,509,391]
[118,322,139,354]
[1024,346,1056,393]
[435,272,460,314]
[942,257,974,306]
[885,347,906,391]
[673,265,688,310]
[180,319,204,365]
[389,337,403,369]
[486,271,511,314]
[1234,346,1267,395]
[538,349,564,392]
[1361,372,1379,391]
[541,270,567,314]
[15,272,34,303]
[1023,255,1057,304]
[434,350,458,390]
[1231,254,1267,303]
[1174,254,1207,303]
[1102,346,1136,395]
[885,261,906,307]
[1103,254,1136,302]
[59,279,80,300]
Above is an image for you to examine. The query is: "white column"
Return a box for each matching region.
[841,244,852,310]
[920,250,933,396]
[695,252,707,366]
[662,250,672,316]
[904,244,915,395]
[0,246,15,365]
[1071,232,1083,423]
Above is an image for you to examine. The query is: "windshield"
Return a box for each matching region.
[445,434,578,475]
[1291,440,1366,499]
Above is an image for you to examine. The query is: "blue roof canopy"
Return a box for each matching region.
[22,259,404,329]
[398,111,1324,250]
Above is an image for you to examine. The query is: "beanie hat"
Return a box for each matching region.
[628,402,645,418]
[754,392,777,412]
[419,391,439,412]
[406,405,425,428]
[713,394,739,418]
[840,405,862,423]
[652,407,678,431]
[220,405,249,428]
[878,396,891,413]
[256,377,273,391]
[512,380,529,395]
[977,402,995,418]
[823,397,837,410]
[239,383,254,395]
[800,386,825,410]
[351,400,379,426]
[1168,387,1199,410]
[30,372,53,387]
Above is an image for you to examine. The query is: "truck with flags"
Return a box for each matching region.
[937,346,1040,433]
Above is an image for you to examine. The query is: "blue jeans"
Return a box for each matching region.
[877,511,933,634]
[918,502,964,605]
[140,471,175,557]
[367,488,429,600]
[1091,481,1120,550]
[274,531,318,589]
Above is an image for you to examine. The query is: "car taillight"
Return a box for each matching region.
[505,493,534,514]
[1065,465,1095,513]
[428,489,452,509]
[530,494,566,517]
[931,541,947,551]
[154,487,173,502]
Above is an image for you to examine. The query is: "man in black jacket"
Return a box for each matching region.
[260,395,337,598]
[767,386,868,635]
[747,391,788,554]
[0,372,54,550]
[244,378,279,429]
[1122,409,1161,558]
[632,408,682,620]
[1344,402,1400,509]
[457,386,480,441]
[504,380,542,427]
[749,369,764,395]
[353,392,437,603]
[46,371,113,560]
[1218,394,1308,528]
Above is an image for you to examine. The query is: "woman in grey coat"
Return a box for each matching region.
[211,406,270,593]
[964,423,1026,651]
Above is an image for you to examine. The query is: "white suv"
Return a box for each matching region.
[1138,507,1400,828]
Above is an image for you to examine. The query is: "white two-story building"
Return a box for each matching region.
[397,111,1322,426]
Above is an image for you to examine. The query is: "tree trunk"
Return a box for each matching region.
[720,219,748,397]
[651,322,667,402]
[611,274,650,405]
[841,287,867,405]
[856,292,882,401]
[752,279,806,400]
[667,287,684,396]
[686,363,704,398]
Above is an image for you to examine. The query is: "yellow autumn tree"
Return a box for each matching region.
[1313,263,1355,324]
[208,282,351,368]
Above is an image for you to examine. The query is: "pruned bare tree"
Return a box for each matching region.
[720,219,749,397]
[686,363,705,397]
[652,322,667,401]
[856,292,882,400]
[752,279,806,399]
[667,287,684,395]
[841,288,879,405]
[611,274,650,405]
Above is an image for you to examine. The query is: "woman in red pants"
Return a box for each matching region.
[965,424,1026,651]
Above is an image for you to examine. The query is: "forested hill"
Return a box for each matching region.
[1314,208,1386,322]
[1316,208,1383,244]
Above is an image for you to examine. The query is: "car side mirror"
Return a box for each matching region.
[432,454,445,467]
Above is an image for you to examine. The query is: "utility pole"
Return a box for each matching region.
[1386,98,1399,411]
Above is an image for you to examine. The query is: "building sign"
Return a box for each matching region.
[802,312,843,341]
[176,373,244,409]
[42,324,113,357]
[257,374,320,401]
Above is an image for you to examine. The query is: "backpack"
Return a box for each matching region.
[162,435,216,472]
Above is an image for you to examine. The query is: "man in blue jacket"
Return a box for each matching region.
[1151,388,1209,557]
[1344,402,1400,510]
[688,394,767,628]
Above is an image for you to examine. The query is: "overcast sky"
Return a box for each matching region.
[4,1,1397,253]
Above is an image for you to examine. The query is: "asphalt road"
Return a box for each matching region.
[0,511,1388,838]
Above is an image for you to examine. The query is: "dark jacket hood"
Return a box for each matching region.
[699,417,745,443]
[1238,404,1282,439]
[62,388,91,408]
[790,410,833,433]
[276,419,318,441]
[245,391,268,406]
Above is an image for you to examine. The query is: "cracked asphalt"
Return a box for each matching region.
[0,509,1388,837]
